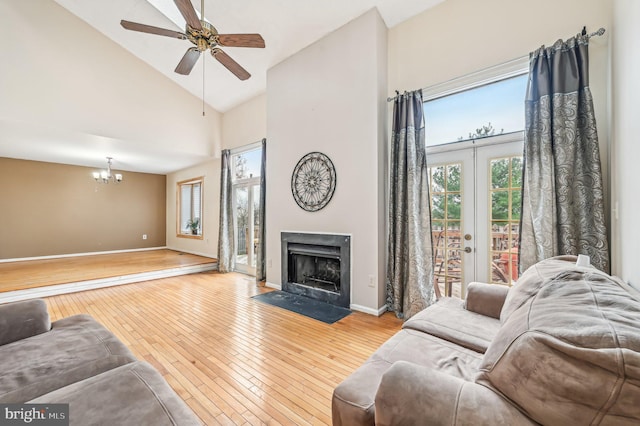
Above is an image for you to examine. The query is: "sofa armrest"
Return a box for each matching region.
[464,281,509,319]
[375,361,535,426]
[0,299,51,346]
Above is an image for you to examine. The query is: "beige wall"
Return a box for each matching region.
[166,161,219,258]
[611,0,640,287]
[0,158,166,259]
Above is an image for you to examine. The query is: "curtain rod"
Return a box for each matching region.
[387,27,606,103]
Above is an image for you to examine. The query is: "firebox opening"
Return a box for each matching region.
[288,250,341,294]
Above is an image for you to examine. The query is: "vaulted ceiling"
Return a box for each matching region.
[54,0,443,112]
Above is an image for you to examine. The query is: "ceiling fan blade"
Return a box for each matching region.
[173,0,202,30]
[120,20,186,40]
[211,48,250,80]
[175,47,201,75]
[217,34,265,48]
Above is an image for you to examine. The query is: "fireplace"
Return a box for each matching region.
[281,232,350,308]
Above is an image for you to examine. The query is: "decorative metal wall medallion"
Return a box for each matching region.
[291,152,336,212]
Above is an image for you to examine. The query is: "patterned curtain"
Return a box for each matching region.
[386,90,437,320]
[255,139,267,283]
[217,149,235,273]
[519,33,609,273]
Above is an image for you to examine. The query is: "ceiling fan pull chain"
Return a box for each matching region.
[202,51,206,117]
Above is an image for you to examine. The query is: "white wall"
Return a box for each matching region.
[166,160,220,258]
[0,0,221,168]
[389,0,613,271]
[166,93,267,259]
[611,0,640,286]
[222,93,267,150]
[266,9,388,313]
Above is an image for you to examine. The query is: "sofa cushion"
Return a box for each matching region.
[403,297,501,353]
[500,255,578,323]
[0,314,137,402]
[478,268,640,425]
[0,299,51,346]
[30,361,201,426]
[332,328,483,426]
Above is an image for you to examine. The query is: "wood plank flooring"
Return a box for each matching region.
[0,249,215,293]
[44,272,402,425]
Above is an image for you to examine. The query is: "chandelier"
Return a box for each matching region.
[93,157,123,184]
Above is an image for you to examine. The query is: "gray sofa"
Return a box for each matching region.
[332,255,640,425]
[0,299,201,425]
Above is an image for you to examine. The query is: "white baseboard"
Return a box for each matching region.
[350,303,388,316]
[0,247,168,264]
[265,281,281,290]
[0,263,217,304]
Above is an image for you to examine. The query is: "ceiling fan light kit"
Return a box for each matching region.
[120,0,265,80]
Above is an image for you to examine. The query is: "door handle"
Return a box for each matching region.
[464,247,472,253]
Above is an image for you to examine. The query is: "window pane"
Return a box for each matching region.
[180,185,192,232]
[511,157,523,188]
[177,179,203,237]
[446,164,461,192]
[192,183,201,233]
[431,195,445,219]
[233,148,262,181]
[446,194,461,219]
[430,166,445,193]
[491,158,510,189]
[424,74,527,146]
[235,187,249,265]
[491,191,509,220]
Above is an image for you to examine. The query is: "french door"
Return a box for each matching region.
[427,135,523,298]
[233,182,260,275]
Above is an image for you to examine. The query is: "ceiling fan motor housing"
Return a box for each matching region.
[187,21,219,52]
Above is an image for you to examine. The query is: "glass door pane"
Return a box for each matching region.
[475,141,523,286]
[251,184,260,269]
[427,149,474,298]
[234,186,249,269]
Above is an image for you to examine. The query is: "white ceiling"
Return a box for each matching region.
[2,0,443,175]
[53,0,443,113]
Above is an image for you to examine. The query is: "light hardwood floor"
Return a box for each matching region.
[45,272,402,425]
[0,249,215,293]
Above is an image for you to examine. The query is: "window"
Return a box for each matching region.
[177,177,203,239]
[423,73,528,146]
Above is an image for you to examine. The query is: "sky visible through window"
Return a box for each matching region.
[233,147,262,180]
[423,74,528,146]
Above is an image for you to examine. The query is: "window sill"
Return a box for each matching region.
[177,234,204,240]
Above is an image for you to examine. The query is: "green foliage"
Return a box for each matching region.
[458,122,504,141]
[430,157,523,225]
[430,165,461,220]
[187,217,200,234]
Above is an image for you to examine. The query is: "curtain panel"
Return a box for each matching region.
[520,33,609,273]
[255,139,267,283]
[386,90,436,320]
[217,149,235,273]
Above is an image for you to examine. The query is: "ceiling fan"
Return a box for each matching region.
[120,0,265,80]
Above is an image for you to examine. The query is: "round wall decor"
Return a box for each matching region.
[291,152,336,212]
